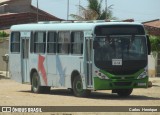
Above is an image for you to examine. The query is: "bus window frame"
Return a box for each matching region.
[57,31,71,55]
[10,31,21,54]
[47,31,57,54]
[30,31,34,53]
[33,31,46,54]
[71,31,84,56]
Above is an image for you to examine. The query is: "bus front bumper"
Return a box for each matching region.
[93,77,149,90]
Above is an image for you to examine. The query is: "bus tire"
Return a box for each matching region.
[117,89,133,97]
[31,72,43,93]
[73,76,91,97]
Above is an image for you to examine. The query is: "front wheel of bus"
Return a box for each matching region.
[117,89,133,97]
[73,76,91,97]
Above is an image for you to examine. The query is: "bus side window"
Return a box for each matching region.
[71,31,84,55]
[30,32,34,53]
[11,32,20,53]
[34,32,46,53]
[47,32,57,53]
[58,31,70,54]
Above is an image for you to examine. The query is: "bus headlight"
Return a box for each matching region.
[95,70,109,79]
[137,71,147,79]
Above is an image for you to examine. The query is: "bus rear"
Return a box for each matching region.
[92,23,151,96]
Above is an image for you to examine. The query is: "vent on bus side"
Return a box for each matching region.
[61,21,73,23]
[49,21,61,24]
[74,21,83,23]
[38,21,50,24]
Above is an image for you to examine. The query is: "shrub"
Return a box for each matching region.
[0,31,9,37]
[149,35,160,57]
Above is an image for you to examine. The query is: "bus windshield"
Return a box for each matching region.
[94,35,147,75]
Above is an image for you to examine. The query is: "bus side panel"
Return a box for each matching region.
[29,54,48,86]
[56,55,84,88]
[46,55,57,87]
[9,54,22,83]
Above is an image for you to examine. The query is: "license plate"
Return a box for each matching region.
[112,59,122,65]
[138,83,146,86]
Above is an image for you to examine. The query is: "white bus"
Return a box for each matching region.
[9,21,151,97]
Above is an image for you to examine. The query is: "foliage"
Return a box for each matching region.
[0,31,9,37]
[70,5,98,20]
[149,35,160,57]
[150,36,160,52]
[70,0,116,21]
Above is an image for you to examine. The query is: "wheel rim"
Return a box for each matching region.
[76,81,83,92]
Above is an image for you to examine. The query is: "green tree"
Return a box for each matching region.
[149,35,160,57]
[87,0,116,20]
[70,5,98,20]
[70,0,116,21]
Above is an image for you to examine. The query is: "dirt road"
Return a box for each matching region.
[0,75,160,115]
[0,77,160,107]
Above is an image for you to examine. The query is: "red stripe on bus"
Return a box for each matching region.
[38,55,48,86]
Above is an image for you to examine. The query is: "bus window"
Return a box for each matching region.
[71,31,84,55]
[30,32,34,53]
[34,32,46,53]
[11,32,20,53]
[47,32,57,53]
[58,31,70,54]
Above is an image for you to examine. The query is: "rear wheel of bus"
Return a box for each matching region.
[73,76,91,97]
[31,72,50,94]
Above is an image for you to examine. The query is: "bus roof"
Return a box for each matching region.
[11,21,143,31]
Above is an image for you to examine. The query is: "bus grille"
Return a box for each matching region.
[114,82,132,86]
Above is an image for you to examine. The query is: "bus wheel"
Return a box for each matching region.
[117,89,133,97]
[31,72,43,93]
[73,76,91,97]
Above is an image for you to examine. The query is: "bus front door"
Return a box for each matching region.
[86,37,93,87]
[21,32,30,83]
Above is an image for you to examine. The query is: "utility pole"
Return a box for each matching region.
[67,0,69,20]
[105,0,107,19]
[37,0,39,22]
[79,0,80,15]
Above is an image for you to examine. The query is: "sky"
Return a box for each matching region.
[32,0,160,22]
